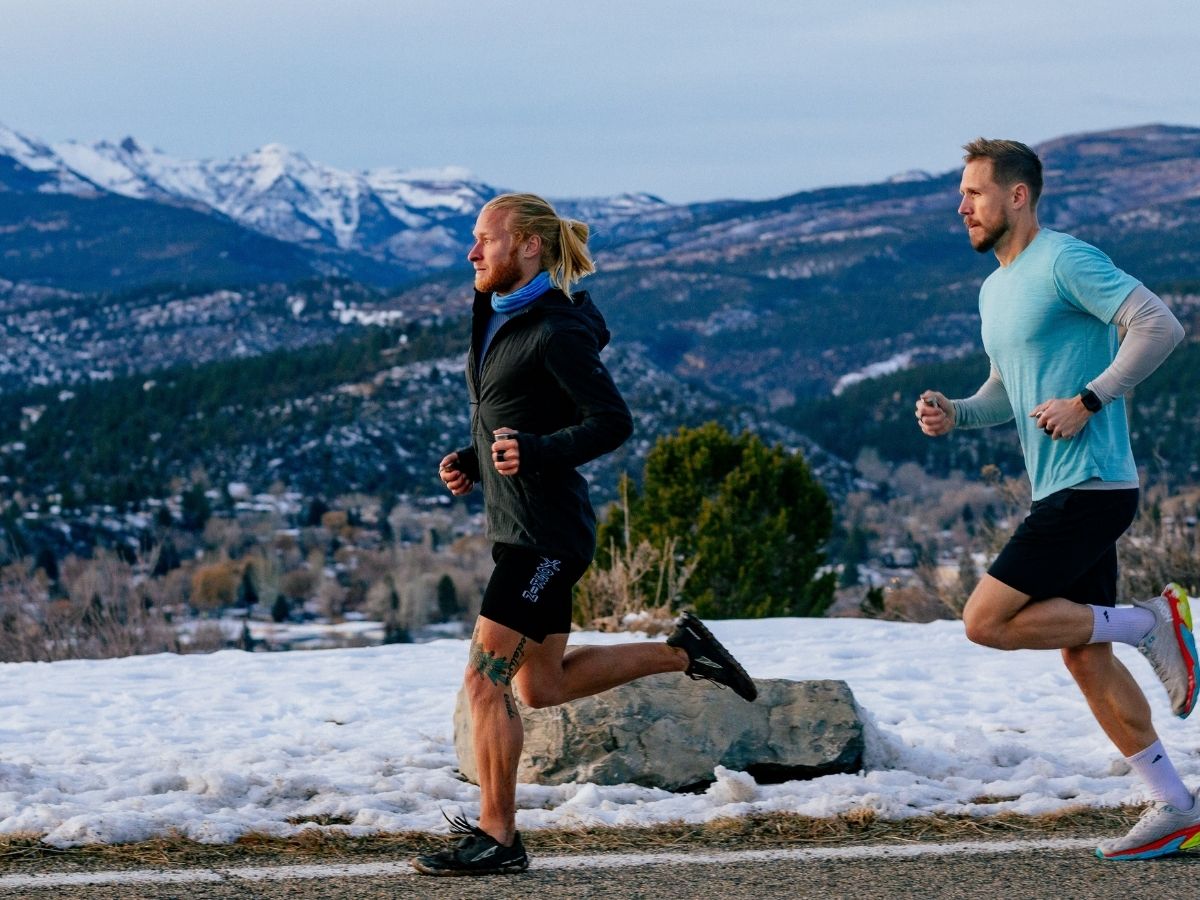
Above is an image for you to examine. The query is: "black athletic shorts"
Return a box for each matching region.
[479,544,590,642]
[988,487,1139,607]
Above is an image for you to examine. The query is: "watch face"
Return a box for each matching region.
[1081,390,1102,412]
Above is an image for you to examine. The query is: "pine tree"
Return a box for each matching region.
[436,574,458,622]
[271,594,292,623]
[598,422,835,619]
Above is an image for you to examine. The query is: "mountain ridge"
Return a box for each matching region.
[0,123,671,279]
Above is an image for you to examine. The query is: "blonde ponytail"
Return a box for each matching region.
[553,216,595,295]
[481,193,596,298]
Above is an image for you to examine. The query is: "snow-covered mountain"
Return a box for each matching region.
[0,124,100,195]
[0,123,671,273]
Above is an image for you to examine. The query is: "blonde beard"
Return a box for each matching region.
[474,247,524,294]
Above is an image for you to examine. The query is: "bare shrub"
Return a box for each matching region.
[574,536,695,633]
[880,570,963,623]
[280,566,318,601]
[0,552,179,662]
[977,466,1032,559]
[317,579,348,622]
[202,517,243,554]
[321,510,348,530]
[190,560,241,612]
[182,620,230,654]
[1118,489,1200,601]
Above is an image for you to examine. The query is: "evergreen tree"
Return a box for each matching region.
[180,484,211,532]
[861,585,886,618]
[436,574,458,622]
[271,594,292,623]
[839,526,872,588]
[34,546,59,582]
[152,539,182,577]
[598,422,836,619]
[238,565,260,608]
[304,498,329,528]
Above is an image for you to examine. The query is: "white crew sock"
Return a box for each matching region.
[1127,740,1194,810]
[1088,604,1154,645]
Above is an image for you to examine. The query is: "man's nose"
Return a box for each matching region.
[957,197,970,216]
[467,242,482,261]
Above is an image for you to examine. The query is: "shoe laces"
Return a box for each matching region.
[1125,801,1176,837]
[688,670,727,690]
[441,809,483,836]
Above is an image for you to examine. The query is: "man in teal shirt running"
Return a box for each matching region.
[917,138,1198,860]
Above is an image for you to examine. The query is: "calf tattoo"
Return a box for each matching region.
[470,636,528,687]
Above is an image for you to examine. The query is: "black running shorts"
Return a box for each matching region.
[988,487,1139,606]
[479,544,590,642]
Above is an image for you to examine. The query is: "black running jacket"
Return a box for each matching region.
[453,287,633,561]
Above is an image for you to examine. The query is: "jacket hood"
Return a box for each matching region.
[538,289,611,350]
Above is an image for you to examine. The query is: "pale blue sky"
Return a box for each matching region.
[1,0,1197,203]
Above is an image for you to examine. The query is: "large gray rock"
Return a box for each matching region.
[454,675,864,791]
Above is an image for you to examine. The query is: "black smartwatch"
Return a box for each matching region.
[1079,388,1102,413]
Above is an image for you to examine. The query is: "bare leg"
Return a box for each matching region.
[513,635,687,709]
[468,617,687,845]
[962,574,1094,650]
[962,575,1159,755]
[465,617,530,847]
[1062,643,1158,756]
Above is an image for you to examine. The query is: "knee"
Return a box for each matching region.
[464,669,508,709]
[512,681,560,710]
[962,607,1010,649]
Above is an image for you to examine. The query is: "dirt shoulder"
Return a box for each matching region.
[0,806,1141,877]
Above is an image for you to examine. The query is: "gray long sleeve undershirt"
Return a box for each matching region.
[951,285,1185,429]
[1086,284,1185,404]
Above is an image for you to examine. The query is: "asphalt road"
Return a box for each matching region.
[1,842,1196,900]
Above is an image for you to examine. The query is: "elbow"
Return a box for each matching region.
[614,408,634,446]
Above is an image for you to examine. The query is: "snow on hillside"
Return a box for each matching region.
[0,124,97,194]
[1,618,1194,848]
[0,122,673,270]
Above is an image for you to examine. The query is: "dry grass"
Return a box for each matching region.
[0,807,1144,873]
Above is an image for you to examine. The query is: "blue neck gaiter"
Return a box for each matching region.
[492,270,552,314]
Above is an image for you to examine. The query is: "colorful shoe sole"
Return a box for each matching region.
[1096,821,1200,860]
[1162,583,1199,719]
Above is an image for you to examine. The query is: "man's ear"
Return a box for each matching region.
[1011,182,1030,211]
[521,233,542,260]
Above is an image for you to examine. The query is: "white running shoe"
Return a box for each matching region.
[1096,792,1200,860]
[1133,583,1200,719]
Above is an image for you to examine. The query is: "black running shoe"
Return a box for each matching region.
[666,611,757,701]
[411,814,529,876]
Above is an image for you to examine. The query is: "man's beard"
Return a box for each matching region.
[474,248,524,294]
[968,218,1008,254]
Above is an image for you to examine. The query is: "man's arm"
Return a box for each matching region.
[916,364,1012,437]
[1031,286,1185,440]
[517,325,633,472]
[1086,285,1185,404]
[952,364,1014,429]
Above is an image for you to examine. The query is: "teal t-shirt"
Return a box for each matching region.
[978,229,1140,500]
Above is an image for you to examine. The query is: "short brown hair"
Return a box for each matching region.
[963,138,1043,207]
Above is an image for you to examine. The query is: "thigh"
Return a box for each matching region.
[468,616,536,688]
[471,617,569,699]
[963,573,1034,624]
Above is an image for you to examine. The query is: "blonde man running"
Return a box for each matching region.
[413,193,756,877]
